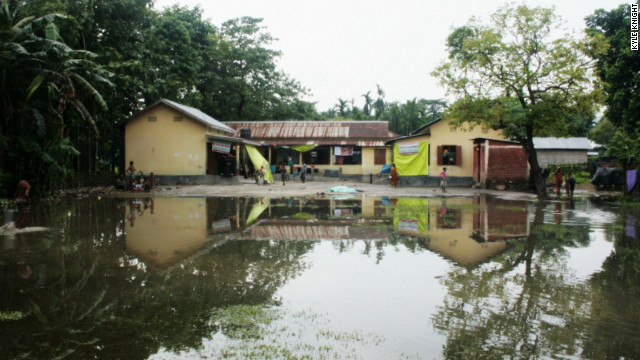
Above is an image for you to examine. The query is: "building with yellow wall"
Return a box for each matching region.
[124,99,259,184]
[225,121,397,180]
[385,119,508,187]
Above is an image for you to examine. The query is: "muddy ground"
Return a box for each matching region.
[89,177,617,202]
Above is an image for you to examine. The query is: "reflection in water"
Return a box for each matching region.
[0,196,639,359]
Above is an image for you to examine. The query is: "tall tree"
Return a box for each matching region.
[199,16,308,120]
[432,4,602,199]
[334,98,349,117]
[374,84,385,119]
[0,0,112,194]
[361,91,373,117]
[586,4,640,162]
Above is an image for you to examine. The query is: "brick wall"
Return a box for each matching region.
[487,141,528,184]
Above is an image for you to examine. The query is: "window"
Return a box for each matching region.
[303,146,331,165]
[334,146,362,165]
[374,149,386,165]
[437,145,461,166]
[147,116,157,122]
[437,208,462,229]
[173,116,183,122]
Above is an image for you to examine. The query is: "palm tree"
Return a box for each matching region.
[0,0,113,192]
[374,84,385,119]
[362,91,373,117]
[335,98,349,117]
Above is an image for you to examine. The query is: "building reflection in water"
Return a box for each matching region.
[124,195,530,271]
[392,196,529,268]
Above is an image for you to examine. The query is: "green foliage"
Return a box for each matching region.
[0,0,316,196]
[589,117,616,147]
[324,88,446,135]
[432,3,602,198]
[586,4,640,162]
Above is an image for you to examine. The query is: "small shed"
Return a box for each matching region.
[472,138,528,189]
[533,137,593,167]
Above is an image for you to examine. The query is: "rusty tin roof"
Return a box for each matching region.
[224,121,396,146]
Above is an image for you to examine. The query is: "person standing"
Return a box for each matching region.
[126,161,137,189]
[287,156,294,175]
[281,162,287,185]
[301,162,307,183]
[566,173,576,200]
[553,167,563,197]
[390,164,399,187]
[439,167,448,193]
[13,174,35,228]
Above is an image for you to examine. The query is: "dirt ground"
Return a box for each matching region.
[69,176,619,201]
[136,178,599,201]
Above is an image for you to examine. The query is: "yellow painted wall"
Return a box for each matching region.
[394,121,504,177]
[425,198,507,267]
[125,197,208,269]
[125,104,212,175]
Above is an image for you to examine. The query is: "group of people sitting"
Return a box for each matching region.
[115,161,154,191]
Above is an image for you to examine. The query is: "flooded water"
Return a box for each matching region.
[1,195,639,359]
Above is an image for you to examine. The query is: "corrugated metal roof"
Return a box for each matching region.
[205,134,262,146]
[533,137,592,150]
[162,100,235,134]
[224,121,394,140]
[127,99,235,134]
[410,118,442,135]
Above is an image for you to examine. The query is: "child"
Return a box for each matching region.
[440,167,448,193]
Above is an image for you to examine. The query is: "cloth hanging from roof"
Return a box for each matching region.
[626,214,637,240]
[245,145,273,183]
[291,145,316,153]
[627,170,637,193]
[393,141,428,176]
[246,197,270,226]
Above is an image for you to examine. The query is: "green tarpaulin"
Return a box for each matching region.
[393,141,429,176]
[291,145,316,153]
[245,145,274,183]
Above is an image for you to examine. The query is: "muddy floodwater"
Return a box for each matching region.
[1,195,639,360]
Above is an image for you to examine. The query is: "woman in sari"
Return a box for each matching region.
[390,164,399,187]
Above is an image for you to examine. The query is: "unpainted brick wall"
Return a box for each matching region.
[487,143,528,183]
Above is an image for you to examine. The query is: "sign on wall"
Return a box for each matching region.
[398,142,419,155]
[212,141,231,154]
[334,146,353,156]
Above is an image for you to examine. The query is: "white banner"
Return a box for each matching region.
[212,141,231,154]
[398,142,419,155]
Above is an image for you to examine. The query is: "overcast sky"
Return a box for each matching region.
[153,0,619,112]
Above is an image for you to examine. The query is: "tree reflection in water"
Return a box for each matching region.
[0,198,315,360]
[432,203,640,360]
[0,196,639,359]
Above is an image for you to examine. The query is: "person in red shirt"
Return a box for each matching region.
[553,167,563,197]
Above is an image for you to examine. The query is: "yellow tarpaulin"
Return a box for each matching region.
[393,198,429,236]
[393,141,428,176]
[246,197,270,226]
[246,145,274,183]
[291,145,315,153]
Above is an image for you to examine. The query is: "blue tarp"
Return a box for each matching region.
[380,164,392,175]
[328,185,358,193]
